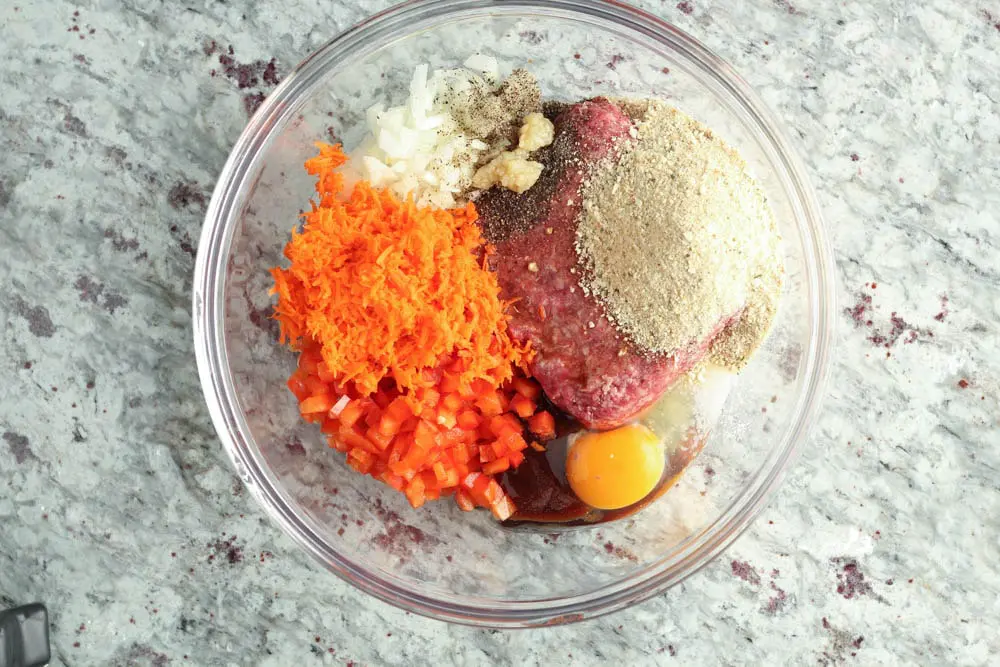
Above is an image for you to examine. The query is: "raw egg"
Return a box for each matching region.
[565,424,665,510]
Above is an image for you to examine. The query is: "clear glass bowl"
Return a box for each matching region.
[193,0,833,627]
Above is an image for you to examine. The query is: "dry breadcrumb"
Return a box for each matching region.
[576,101,783,368]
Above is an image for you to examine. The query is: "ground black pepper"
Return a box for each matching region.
[475,104,583,243]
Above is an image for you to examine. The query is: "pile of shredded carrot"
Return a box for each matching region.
[271,143,532,399]
[271,143,550,517]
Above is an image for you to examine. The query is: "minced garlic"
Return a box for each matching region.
[518,112,555,151]
[472,149,544,193]
[472,112,555,193]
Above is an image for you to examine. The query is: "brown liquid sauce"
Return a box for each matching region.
[500,404,707,527]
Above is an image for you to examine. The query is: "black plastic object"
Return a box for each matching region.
[0,604,50,667]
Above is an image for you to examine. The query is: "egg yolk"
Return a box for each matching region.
[565,424,665,510]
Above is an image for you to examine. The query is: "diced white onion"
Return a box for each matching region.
[463,54,500,82]
[340,60,511,206]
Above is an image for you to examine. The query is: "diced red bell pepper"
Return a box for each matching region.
[455,488,475,512]
[347,448,375,474]
[405,475,426,508]
[316,361,337,383]
[483,458,510,475]
[338,399,366,429]
[287,374,311,402]
[512,377,541,400]
[456,410,480,430]
[475,391,504,417]
[327,435,348,453]
[366,425,393,451]
[509,393,536,419]
[439,373,461,394]
[304,375,328,397]
[490,495,515,521]
[527,411,556,441]
[300,394,335,415]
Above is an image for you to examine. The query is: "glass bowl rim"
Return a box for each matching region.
[192,0,835,627]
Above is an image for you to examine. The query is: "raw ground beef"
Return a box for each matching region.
[477,99,736,429]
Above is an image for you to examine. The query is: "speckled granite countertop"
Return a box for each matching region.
[2,0,999,664]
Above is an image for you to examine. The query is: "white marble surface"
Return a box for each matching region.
[2,0,999,664]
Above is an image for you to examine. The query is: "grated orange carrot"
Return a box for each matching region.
[271,143,532,400]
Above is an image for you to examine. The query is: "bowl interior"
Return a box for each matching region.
[210,4,825,619]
